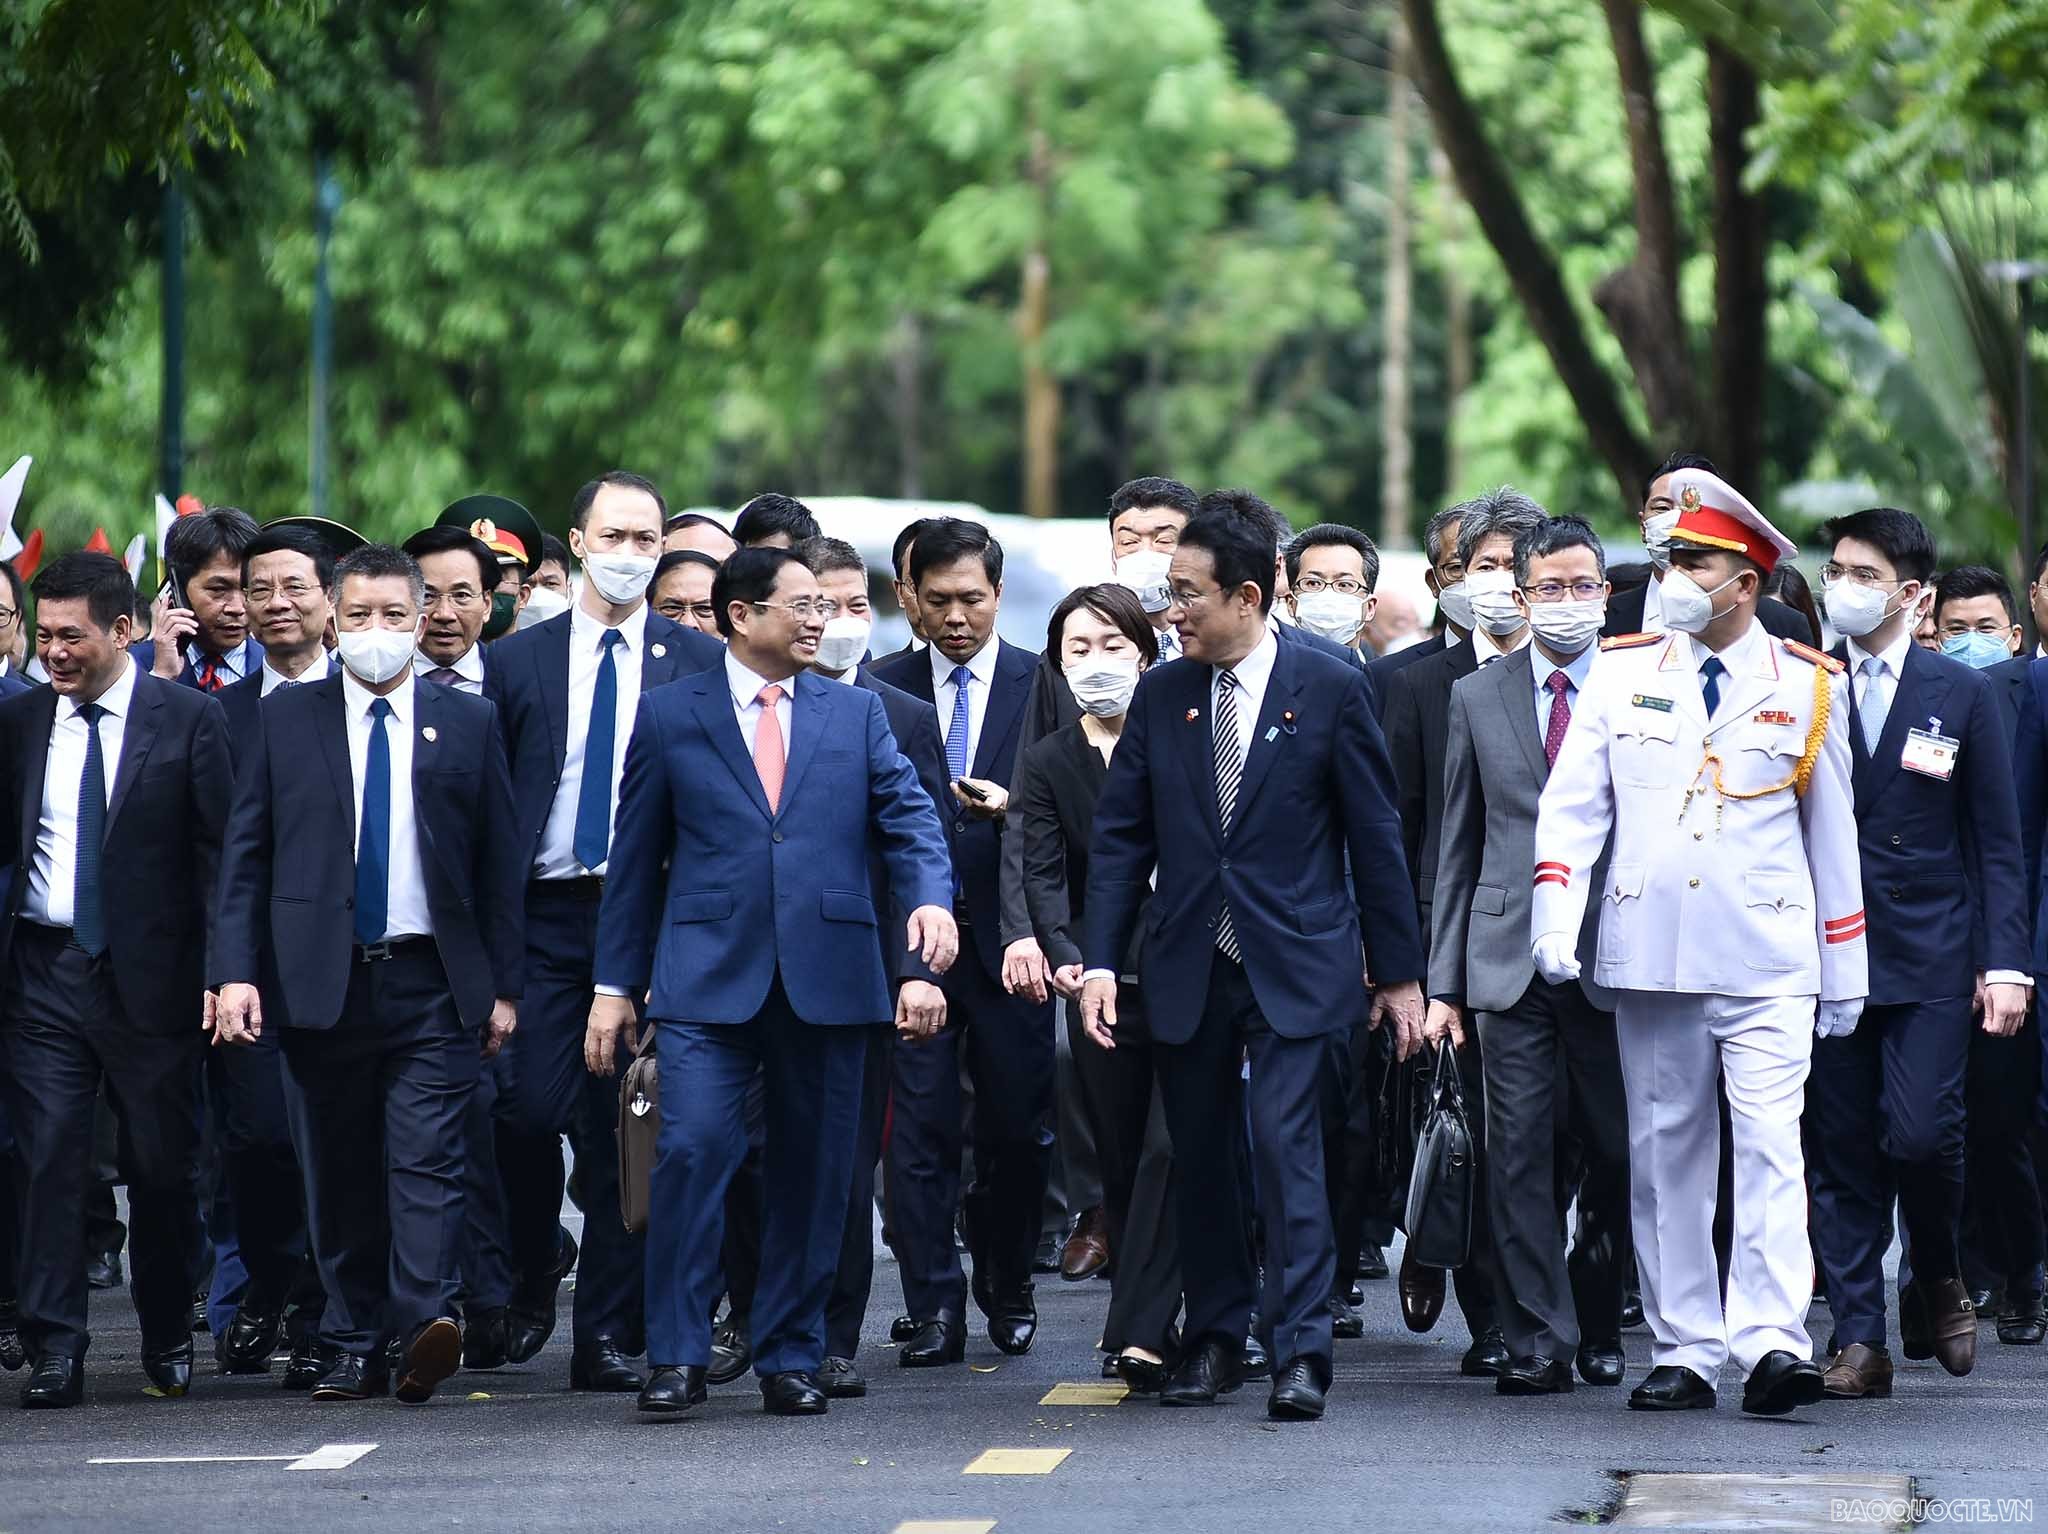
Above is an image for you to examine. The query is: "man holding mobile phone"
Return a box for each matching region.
[131,507,264,692]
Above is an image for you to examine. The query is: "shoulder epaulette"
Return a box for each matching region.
[1599,632,1661,651]
[1781,638,1845,674]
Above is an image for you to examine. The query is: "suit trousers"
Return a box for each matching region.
[1615,990,1813,1378]
[645,983,865,1375]
[206,1027,312,1314]
[825,1024,896,1360]
[1477,978,1630,1362]
[1158,956,1337,1384]
[887,946,1054,1318]
[279,945,479,1357]
[1045,1008,1104,1239]
[1806,996,1970,1347]
[0,924,203,1360]
[460,1059,514,1315]
[1960,1002,2044,1297]
[493,881,644,1344]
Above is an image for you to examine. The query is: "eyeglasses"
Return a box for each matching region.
[0,606,16,625]
[752,598,839,620]
[1167,584,1220,609]
[425,588,484,610]
[658,601,717,623]
[1293,575,1369,597]
[1521,580,1605,603]
[246,581,321,604]
[1819,563,1902,589]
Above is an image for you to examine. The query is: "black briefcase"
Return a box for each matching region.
[617,1044,659,1236]
[1403,1040,1475,1269]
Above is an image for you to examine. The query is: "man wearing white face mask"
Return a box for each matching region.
[1283,524,1380,656]
[480,471,724,1392]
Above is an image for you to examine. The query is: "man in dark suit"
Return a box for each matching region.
[586,547,954,1418]
[1808,509,2031,1398]
[1080,510,1426,1422]
[871,519,1057,1365]
[0,553,231,1407]
[403,524,503,696]
[212,543,525,1406]
[131,505,266,689]
[483,470,723,1390]
[1368,501,1470,691]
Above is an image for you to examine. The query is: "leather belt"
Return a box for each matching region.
[530,877,605,902]
[353,936,436,964]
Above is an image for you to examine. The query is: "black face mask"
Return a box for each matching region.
[481,590,518,641]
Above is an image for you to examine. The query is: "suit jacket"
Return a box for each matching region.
[855,665,951,987]
[1837,641,2027,1003]
[1082,641,1425,1043]
[482,608,724,862]
[129,635,267,690]
[210,675,526,1031]
[1987,653,2030,749]
[1366,631,1448,715]
[1603,583,1813,644]
[0,672,26,700]
[1012,721,1132,974]
[869,638,1037,979]
[1428,647,1611,1013]
[1381,636,1482,937]
[594,668,951,1025]
[0,676,231,1032]
[2014,660,2048,974]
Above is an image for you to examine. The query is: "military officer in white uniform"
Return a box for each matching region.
[1530,468,1868,1418]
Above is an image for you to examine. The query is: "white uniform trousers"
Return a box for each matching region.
[1614,990,1814,1379]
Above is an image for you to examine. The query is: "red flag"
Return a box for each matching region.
[84,526,113,555]
[11,528,43,580]
[175,494,203,517]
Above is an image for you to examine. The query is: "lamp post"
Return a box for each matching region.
[1988,260,2044,582]
[309,153,342,521]
[159,179,185,502]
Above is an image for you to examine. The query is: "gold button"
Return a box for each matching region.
[1688,877,1701,889]
[1614,885,1624,897]
[1704,735,1714,747]
[1693,831,1703,841]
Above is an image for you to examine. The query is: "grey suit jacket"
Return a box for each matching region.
[1427,645,1612,1014]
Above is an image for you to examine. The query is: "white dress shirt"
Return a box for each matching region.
[417,641,486,696]
[24,662,136,929]
[929,636,999,774]
[342,668,433,942]
[1152,622,1180,662]
[260,651,335,696]
[726,650,797,759]
[1472,625,1531,665]
[535,602,650,880]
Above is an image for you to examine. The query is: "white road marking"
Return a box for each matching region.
[89,1443,378,1472]
[287,1443,379,1471]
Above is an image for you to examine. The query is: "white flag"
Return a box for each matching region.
[122,532,148,586]
[0,455,30,561]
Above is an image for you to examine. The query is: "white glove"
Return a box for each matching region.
[1816,998,1864,1039]
[1532,932,1581,986]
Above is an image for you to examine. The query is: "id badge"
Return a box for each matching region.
[1901,724,1959,781]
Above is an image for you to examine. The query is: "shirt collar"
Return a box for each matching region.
[187,635,253,676]
[1685,615,1770,675]
[929,636,999,691]
[262,652,334,695]
[1219,626,1279,695]
[1845,626,1912,679]
[1473,625,1530,662]
[64,657,139,722]
[572,598,648,655]
[341,667,415,724]
[726,649,797,709]
[1531,641,1597,694]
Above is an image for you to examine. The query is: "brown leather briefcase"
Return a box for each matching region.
[617,1045,659,1235]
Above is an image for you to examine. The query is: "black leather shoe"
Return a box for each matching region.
[1899,1279,1934,1361]
[988,1285,1037,1355]
[1496,1355,1574,1395]
[819,1355,867,1398]
[1742,1350,1824,1416]
[1159,1338,1243,1406]
[1620,1284,1645,1330]
[1266,1358,1327,1420]
[898,1312,965,1367]
[1971,1285,2000,1315]
[311,1352,389,1400]
[462,1307,508,1370]
[1101,1353,1121,1378]
[20,1355,83,1408]
[1359,1246,1389,1281]
[281,1340,329,1391]
[191,1289,209,1333]
[395,1317,462,1405]
[1998,1292,2047,1346]
[0,1301,23,1372]
[1459,1325,1509,1378]
[1328,1297,1364,1340]
[85,1252,122,1290]
[1241,1316,1270,1380]
[707,1316,753,1385]
[1629,1364,1715,1411]
[217,1305,282,1375]
[142,1340,194,1397]
[1114,1352,1172,1395]
[570,1339,646,1393]
[638,1364,707,1414]
[1031,1232,1063,1275]
[889,1314,918,1343]
[1576,1339,1626,1386]
[503,1229,579,1365]
[761,1370,828,1415]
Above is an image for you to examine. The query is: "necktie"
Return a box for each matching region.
[754,684,787,812]
[1213,670,1245,961]
[573,629,625,871]
[1858,655,1889,752]
[1700,656,1726,719]
[424,666,462,689]
[73,702,108,956]
[1157,628,1179,662]
[195,656,224,693]
[945,665,973,781]
[1542,670,1573,768]
[355,697,392,946]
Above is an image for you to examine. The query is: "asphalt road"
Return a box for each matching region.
[4,1245,2045,1532]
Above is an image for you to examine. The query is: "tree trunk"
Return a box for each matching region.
[1398,0,1653,514]
[1379,12,1414,549]
[1432,142,1472,493]
[1019,127,1058,519]
[890,310,924,500]
[1708,41,1767,495]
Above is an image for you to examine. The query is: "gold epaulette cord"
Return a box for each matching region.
[1679,663,1831,830]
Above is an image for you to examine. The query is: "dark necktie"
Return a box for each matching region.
[1213,670,1244,961]
[573,629,625,871]
[945,665,972,780]
[73,702,108,956]
[424,666,462,689]
[354,697,392,946]
[1543,669,1572,768]
[1700,656,1726,719]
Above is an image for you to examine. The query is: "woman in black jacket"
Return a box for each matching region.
[1010,583,1181,1390]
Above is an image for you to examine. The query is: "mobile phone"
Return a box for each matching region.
[955,778,989,802]
[159,571,188,613]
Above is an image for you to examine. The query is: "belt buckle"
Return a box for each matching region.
[359,940,395,962]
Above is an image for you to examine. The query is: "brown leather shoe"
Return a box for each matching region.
[1059,1206,1110,1282]
[1925,1278,1977,1377]
[1822,1343,1893,1398]
[1398,1248,1445,1334]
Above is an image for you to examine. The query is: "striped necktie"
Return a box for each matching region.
[1213,670,1244,961]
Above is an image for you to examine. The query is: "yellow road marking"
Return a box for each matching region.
[962,1448,1071,1475]
[894,1523,997,1534]
[1039,1382,1127,1406]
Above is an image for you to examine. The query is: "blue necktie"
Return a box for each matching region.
[73,702,108,956]
[1700,656,1726,720]
[945,664,972,780]
[574,629,625,871]
[354,698,392,946]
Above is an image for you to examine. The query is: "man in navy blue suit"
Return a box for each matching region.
[132,505,265,690]
[212,544,526,1407]
[1808,508,2031,1399]
[1080,510,1426,1423]
[585,547,954,1418]
[870,518,1057,1365]
[483,470,724,1391]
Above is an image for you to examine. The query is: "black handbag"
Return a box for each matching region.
[1403,1040,1475,1269]
[617,1042,659,1236]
